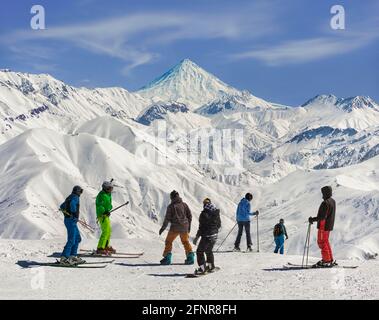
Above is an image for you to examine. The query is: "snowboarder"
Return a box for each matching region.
[273,218,288,254]
[193,198,221,275]
[308,186,336,268]
[59,186,85,265]
[234,193,259,252]
[159,190,194,265]
[96,181,115,255]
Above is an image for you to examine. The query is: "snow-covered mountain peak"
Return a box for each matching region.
[136,59,240,109]
[301,94,379,113]
[337,96,379,112]
[301,94,340,107]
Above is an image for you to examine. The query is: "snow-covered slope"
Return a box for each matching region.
[1,238,378,299]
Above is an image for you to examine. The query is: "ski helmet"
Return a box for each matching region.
[245,193,253,201]
[72,185,83,195]
[280,218,284,224]
[102,181,113,192]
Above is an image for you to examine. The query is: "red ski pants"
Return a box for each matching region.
[317,223,333,262]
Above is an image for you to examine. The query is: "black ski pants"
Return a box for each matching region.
[196,236,217,266]
[234,221,252,248]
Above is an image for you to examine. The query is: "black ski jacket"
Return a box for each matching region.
[196,207,221,238]
[313,186,336,231]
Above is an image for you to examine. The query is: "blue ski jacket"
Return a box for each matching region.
[60,193,80,219]
[236,198,257,222]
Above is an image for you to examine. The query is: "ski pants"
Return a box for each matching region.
[274,235,285,254]
[234,221,252,248]
[317,228,333,262]
[163,231,192,257]
[196,236,217,267]
[97,216,112,249]
[62,217,82,257]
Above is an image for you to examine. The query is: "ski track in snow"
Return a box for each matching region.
[0,239,378,300]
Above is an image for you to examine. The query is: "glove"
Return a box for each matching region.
[104,211,111,217]
[159,227,165,235]
[286,236,289,240]
[255,210,259,216]
[193,236,199,246]
[308,217,314,224]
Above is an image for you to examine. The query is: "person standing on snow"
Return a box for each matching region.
[234,193,259,252]
[59,186,85,265]
[308,186,336,268]
[96,181,115,255]
[273,218,288,254]
[159,190,194,265]
[193,198,221,275]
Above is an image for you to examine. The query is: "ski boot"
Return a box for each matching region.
[185,252,195,265]
[233,246,241,252]
[313,260,334,268]
[246,246,253,252]
[59,256,76,266]
[96,248,111,256]
[105,246,116,254]
[195,264,207,275]
[160,253,172,265]
[70,256,86,265]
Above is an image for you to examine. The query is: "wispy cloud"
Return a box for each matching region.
[232,34,377,65]
[2,2,280,74]
[231,15,379,66]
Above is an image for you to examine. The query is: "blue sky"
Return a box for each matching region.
[0,0,378,105]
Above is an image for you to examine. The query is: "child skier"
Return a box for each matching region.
[234,193,259,252]
[309,186,336,268]
[60,185,85,265]
[96,181,115,255]
[159,190,194,265]
[273,218,288,254]
[193,198,221,275]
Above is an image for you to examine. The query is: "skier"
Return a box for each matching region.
[96,181,115,255]
[308,186,336,268]
[59,186,85,265]
[233,193,259,252]
[193,198,221,275]
[273,218,288,254]
[159,190,194,265]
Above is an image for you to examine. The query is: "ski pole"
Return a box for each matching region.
[110,201,129,214]
[302,223,311,267]
[78,220,95,233]
[215,222,237,252]
[306,223,311,266]
[256,214,260,253]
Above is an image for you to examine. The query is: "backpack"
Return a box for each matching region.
[274,224,282,237]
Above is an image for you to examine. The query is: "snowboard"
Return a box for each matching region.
[185,267,221,278]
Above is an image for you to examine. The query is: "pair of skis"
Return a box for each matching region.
[28,259,115,268]
[283,262,358,270]
[79,249,144,259]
